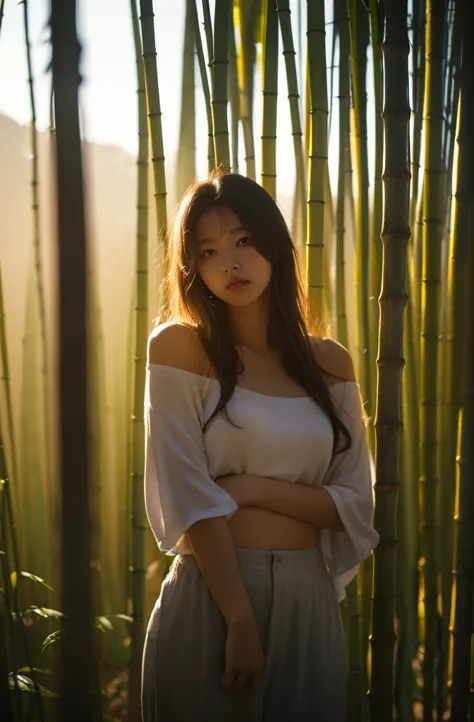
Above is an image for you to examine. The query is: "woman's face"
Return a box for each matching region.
[194,205,272,308]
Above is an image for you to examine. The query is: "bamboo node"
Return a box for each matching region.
[378,294,409,304]
[376,356,405,367]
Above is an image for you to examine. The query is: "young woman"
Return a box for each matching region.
[141,171,379,722]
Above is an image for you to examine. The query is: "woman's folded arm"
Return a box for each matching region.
[145,323,256,626]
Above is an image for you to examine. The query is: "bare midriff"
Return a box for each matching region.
[226,506,320,550]
[199,341,331,552]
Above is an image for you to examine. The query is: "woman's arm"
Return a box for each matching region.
[186,516,257,626]
[216,474,345,531]
[148,324,258,628]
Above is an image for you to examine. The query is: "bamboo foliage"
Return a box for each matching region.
[369,2,410,721]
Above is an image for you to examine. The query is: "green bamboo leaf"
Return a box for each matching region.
[41,628,66,652]
[23,606,65,620]
[16,666,50,674]
[18,571,54,592]
[94,616,113,632]
[102,613,133,624]
[8,673,60,698]
[10,570,17,591]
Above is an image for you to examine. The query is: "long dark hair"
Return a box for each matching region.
[157,170,351,457]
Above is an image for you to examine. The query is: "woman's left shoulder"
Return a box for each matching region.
[309,335,356,384]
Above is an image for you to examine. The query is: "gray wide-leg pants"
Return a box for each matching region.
[141,546,347,722]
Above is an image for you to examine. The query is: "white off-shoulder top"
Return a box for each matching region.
[144,363,379,600]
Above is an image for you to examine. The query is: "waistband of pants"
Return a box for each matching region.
[173,545,326,574]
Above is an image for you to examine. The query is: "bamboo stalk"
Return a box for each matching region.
[139,0,168,276]
[211,0,231,170]
[347,0,372,419]
[410,0,426,362]
[193,0,215,172]
[346,576,367,721]
[0,508,22,721]
[369,2,410,720]
[438,79,463,721]
[305,0,328,322]
[51,0,100,717]
[261,0,278,199]
[0,268,20,575]
[201,0,213,79]
[335,0,349,348]
[368,0,384,414]
[328,14,337,139]
[276,0,306,248]
[235,0,259,180]
[397,277,419,722]
[0,0,5,39]
[418,2,445,716]
[448,310,474,719]
[128,0,150,712]
[175,0,196,201]
[446,7,474,712]
[228,8,240,173]
[22,0,56,593]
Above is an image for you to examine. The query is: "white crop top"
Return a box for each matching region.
[144,363,379,600]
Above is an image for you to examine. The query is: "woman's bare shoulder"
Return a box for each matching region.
[309,335,356,385]
[147,322,208,375]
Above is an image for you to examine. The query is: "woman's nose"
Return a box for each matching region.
[222,255,240,273]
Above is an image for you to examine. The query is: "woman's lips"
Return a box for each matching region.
[226,280,250,291]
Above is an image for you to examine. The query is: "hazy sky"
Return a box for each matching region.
[0,0,374,197]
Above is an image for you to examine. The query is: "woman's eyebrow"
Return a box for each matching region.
[196,225,247,247]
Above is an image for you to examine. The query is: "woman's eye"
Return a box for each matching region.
[238,236,252,245]
[201,249,215,258]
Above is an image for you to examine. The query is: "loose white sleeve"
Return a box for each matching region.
[319,382,379,600]
[144,364,239,555]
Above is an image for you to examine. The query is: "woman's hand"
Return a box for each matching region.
[222,618,265,693]
[215,474,260,507]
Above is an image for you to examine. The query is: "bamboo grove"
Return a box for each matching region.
[0,0,473,720]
